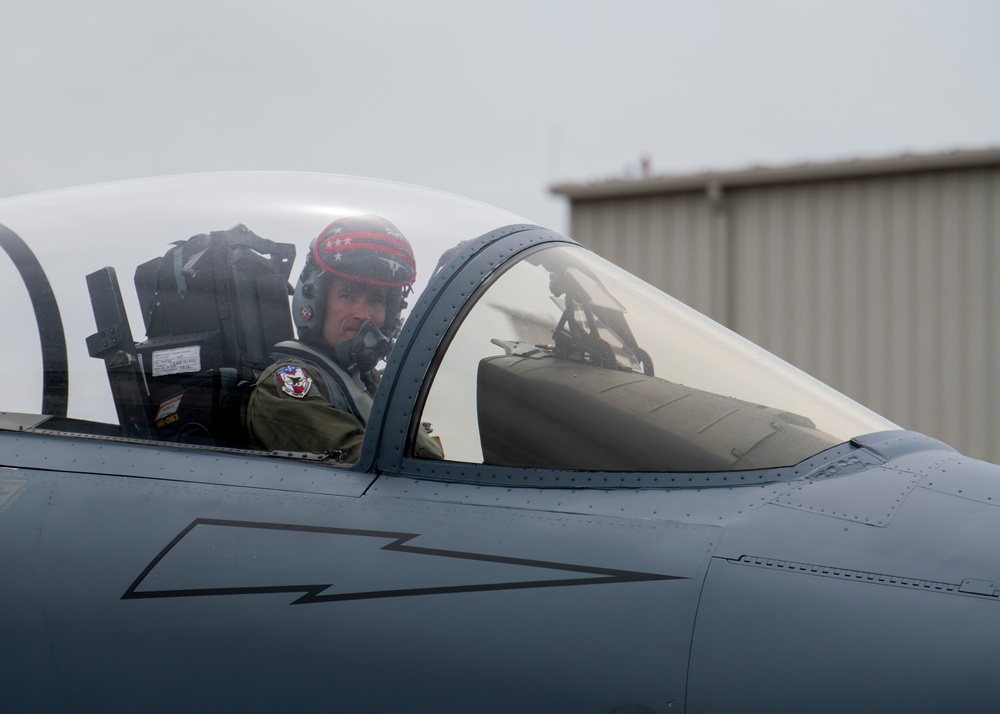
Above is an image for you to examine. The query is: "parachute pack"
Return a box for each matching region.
[87,224,295,446]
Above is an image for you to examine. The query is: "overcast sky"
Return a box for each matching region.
[1,0,997,232]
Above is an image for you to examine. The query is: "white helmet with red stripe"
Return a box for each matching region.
[292,214,416,347]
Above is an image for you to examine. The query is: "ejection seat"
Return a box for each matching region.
[86,224,295,447]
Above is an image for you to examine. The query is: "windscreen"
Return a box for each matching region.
[419,244,895,472]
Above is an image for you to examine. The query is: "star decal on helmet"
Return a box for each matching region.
[323,236,357,252]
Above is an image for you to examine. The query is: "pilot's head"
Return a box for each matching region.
[292,215,416,369]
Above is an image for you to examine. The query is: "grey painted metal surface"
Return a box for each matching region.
[1,452,711,712]
[0,426,375,495]
[555,150,1000,463]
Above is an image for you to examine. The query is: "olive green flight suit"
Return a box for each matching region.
[242,342,443,464]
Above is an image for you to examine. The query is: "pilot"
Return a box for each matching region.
[242,214,442,462]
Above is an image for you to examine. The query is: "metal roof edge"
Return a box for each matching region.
[550,146,1000,200]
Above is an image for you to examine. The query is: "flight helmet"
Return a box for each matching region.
[292,215,416,366]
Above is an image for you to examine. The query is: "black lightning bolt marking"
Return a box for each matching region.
[122,518,683,604]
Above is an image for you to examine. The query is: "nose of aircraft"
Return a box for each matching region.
[687,431,1000,711]
[716,432,1000,585]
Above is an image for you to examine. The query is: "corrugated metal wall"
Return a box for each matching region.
[571,192,727,320]
[567,166,1000,463]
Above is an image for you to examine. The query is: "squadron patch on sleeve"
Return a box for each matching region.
[276,365,313,398]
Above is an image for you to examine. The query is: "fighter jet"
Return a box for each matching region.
[1,172,997,712]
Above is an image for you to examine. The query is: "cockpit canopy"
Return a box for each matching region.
[0,172,895,476]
